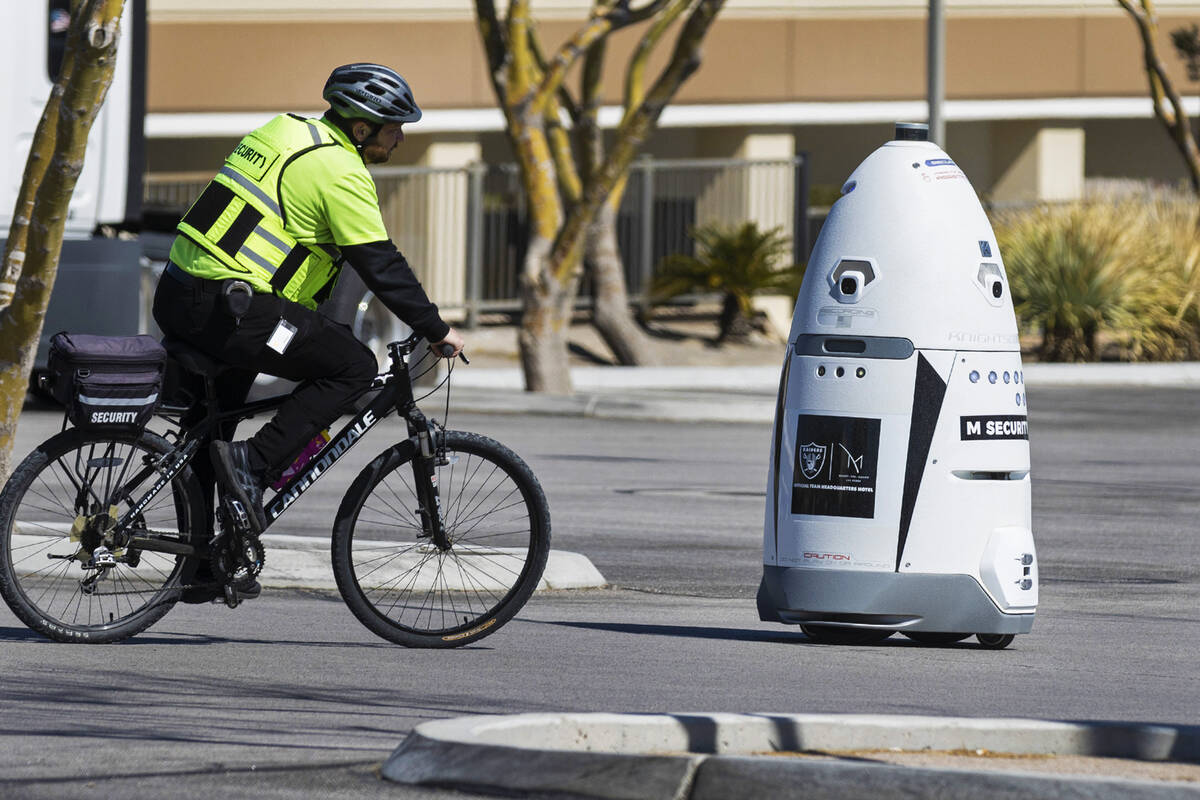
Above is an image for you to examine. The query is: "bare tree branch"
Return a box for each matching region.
[528,0,671,114]
[1117,0,1200,193]
[550,0,725,279]
[546,95,583,203]
[472,0,725,388]
[602,0,692,209]
[614,0,673,26]
[623,0,691,124]
[576,35,607,185]
[474,0,508,76]
[507,0,539,101]
[529,14,616,113]
[530,33,582,124]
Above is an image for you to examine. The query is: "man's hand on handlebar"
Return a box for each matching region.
[433,327,466,360]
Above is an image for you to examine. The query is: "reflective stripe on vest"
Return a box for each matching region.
[175,115,342,305]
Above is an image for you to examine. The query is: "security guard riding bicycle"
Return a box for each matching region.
[153,63,464,602]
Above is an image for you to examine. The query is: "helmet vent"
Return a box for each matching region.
[323,63,423,124]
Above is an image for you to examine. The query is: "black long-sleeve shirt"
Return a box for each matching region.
[341,241,450,343]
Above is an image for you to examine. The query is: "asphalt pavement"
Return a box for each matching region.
[1,363,1198,798]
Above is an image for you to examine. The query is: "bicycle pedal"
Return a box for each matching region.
[224,498,252,532]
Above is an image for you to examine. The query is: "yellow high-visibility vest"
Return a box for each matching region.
[173,114,350,307]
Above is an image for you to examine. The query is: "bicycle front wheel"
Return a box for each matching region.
[332,430,550,648]
[0,427,205,643]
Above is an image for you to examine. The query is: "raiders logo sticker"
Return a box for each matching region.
[792,414,881,519]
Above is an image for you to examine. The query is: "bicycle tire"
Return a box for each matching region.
[331,430,550,648]
[0,427,206,643]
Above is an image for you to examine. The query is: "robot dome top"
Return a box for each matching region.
[788,124,1019,352]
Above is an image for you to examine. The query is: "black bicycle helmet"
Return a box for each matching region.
[322,63,422,125]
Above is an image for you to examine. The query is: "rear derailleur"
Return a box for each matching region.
[55,504,140,595]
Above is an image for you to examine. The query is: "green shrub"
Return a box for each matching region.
[652,222,804,343]
[994,198,1195,362]
[1141,193,1200,358]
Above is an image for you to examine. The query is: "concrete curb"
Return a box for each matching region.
[452,362,1200,392]
[447,387,777,424]
[255,534,606,591]
[382,712,1200,800]
[445,362,1200,424]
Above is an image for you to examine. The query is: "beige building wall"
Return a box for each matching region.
[141,3,1200,225]
[145,13,1200,113]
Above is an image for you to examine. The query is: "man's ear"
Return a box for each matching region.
[351,121,372,143]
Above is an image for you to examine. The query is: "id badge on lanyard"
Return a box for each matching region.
[266,318,298,354]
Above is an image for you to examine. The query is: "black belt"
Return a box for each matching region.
[164,261,223,293]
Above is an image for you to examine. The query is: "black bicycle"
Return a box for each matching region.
[0,335,550,647]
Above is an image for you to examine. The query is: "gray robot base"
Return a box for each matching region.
[757,565,1034,649]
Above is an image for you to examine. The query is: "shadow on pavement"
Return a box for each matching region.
[0,625,471,649]
[530,619,807,644]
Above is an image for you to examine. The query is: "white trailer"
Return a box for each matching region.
[1,0,148,385]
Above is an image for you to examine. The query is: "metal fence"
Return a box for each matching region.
[145,154,810,320]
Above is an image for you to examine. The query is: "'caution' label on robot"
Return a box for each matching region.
[792,414,880,519]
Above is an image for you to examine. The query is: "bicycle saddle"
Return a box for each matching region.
[161,336,233,378]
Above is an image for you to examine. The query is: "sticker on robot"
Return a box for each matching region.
[791,414,881,519]
[817,306,878,329]
[798,442,827,480]
[803,551,851,562]
[959,414,1029,441]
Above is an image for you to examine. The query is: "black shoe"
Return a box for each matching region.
[211,441,267,534]
[181,584,222,604]
[181,578,262,604]
[234,579,262,600]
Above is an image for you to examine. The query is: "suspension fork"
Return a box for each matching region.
[407,406,450,550]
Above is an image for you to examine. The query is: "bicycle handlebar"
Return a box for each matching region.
[434,343,469,363]
[388,334,468,364]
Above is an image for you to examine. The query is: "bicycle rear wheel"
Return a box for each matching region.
[332,430,550,648]
[0,428,205,643]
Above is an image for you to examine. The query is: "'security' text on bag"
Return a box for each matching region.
[47,333,167,430]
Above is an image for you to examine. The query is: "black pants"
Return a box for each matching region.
[153,268,377,519]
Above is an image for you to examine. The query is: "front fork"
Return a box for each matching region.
[411,412,451,550]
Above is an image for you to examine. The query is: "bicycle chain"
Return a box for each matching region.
[71,530,265,597]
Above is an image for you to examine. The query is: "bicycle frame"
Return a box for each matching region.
[114,336,448,556]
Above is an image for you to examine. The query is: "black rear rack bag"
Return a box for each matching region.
[47,333,167,430]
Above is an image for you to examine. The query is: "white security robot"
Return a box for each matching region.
[757,123,1037,648]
